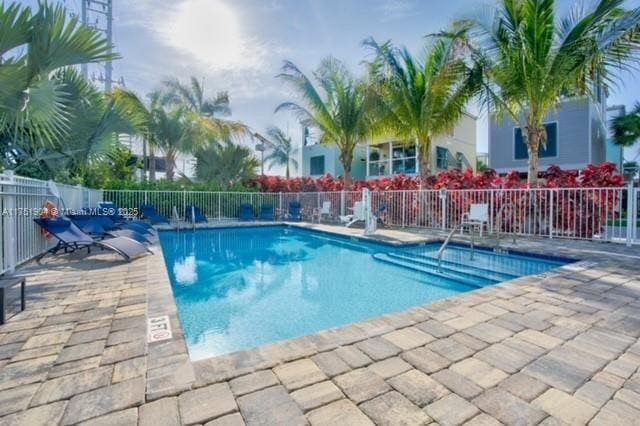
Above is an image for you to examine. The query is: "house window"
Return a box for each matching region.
[368,146,386,177]
[436,146,449,169]
[391,142,416,174]
[514,122,558,160]
[310,155,325,175]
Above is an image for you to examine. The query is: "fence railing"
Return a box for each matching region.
[1,172,103,274]
[103,185,640,246]
[1,175,638,275]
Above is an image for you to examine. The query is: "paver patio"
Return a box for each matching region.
[1,223,639,425]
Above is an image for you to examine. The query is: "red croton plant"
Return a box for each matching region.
[248,163,625,238]
[249,163,624,192]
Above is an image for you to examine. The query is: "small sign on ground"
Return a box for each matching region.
[148,315,172,343]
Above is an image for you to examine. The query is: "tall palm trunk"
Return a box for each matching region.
[419,136,431,180]
[165,151,176,181]
[340,148,353,190]
[285,162,290,179]
[525,125,544,187]
[149,145,156,182]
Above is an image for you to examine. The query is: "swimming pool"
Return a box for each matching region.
[159,226,570,360]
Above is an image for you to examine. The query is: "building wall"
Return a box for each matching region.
[301,144,366,180]
[488,98,594,173]
[431,113,477,172]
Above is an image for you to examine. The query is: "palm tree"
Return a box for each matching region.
[262,126,299,178]
[363,30,481,178]
[0,2,115,147]
[462,0,640,186]
[612,103,640,148]
[6,68,145,181]
[195,143,259,185]
[276,58,375,189]
[163,76,248,150]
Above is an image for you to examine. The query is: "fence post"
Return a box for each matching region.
[340,191,346,216]
[218,193,222,220]
[182,190,187,222]
[2,171,17,273]
[627,182,635,247]
[549,190,554,239]
[440,189,447,230]
[402,191,406,228]
[489,190,494,233]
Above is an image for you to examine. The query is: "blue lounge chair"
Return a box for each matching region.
[69,214,156,237]
[239,204,254,221]
[140,204,170,225]
[68,217,153,246]
[260,204,274,221]
[185,206,208,223]
[287,201,302,221]
[34,218,152,262]
[97,202,126,223]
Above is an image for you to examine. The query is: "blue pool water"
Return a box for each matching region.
[159,226,569,360]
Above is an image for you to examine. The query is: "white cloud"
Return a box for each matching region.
[378,0,416,21]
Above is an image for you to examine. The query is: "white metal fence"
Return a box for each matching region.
[0,172,103,274]
[1,176,638,275]
[103,184,640,246]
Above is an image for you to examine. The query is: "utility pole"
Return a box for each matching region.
[80,0,120,92]
[81,0,87,79]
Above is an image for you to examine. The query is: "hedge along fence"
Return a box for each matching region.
[102,185,637,243]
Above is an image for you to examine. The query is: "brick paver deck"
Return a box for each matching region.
[1,224,639,425]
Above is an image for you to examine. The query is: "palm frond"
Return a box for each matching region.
[0,2,31,56]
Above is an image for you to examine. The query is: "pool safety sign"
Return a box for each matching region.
[147,316,172,343]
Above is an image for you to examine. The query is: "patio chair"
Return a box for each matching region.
[287,201,303,221]
[98,201,126,223]
[239,203,254,221]
[68,216,153,246]
[34,218,152,262]
[69,214,156,237]
[312,201,332,223]
[260,204,274,221]
[140,204,170,225]
[185,206,208,224]
[339,201,367,227]
[460,203,489,237]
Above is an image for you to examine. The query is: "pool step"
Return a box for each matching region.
[387,252,519,282]
[371,253,494,290]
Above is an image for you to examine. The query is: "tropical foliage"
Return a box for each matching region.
[195,143,259,185]
[363,29,482,178]
[611,102,640,147]
[0,1,145,183]
[461,0,640,186]
[250,162,623,192]
[262,126,299,178]
[276,58,376,189]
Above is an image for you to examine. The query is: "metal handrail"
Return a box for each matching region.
[171,206,180,230]
[437,224,461,271]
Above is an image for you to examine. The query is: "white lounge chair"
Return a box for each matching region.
[312,201,332,223]
[460,203,489,237]
[339,201,366,227]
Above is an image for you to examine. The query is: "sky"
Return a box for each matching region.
[24,0,640,173]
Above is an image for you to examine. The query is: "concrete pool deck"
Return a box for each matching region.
[1,222,639,425]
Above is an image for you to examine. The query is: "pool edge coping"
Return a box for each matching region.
[144,223,593,400]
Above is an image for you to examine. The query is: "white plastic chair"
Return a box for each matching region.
[460,203,489,236]
[339,201,366,227]
[312,201,332,223]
